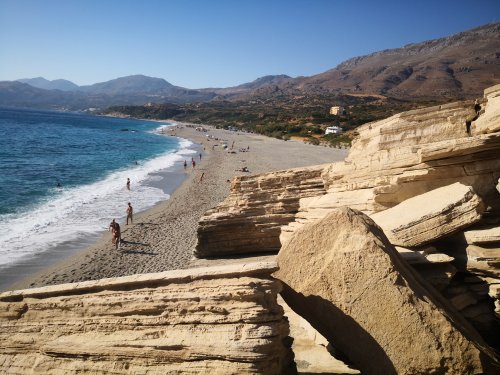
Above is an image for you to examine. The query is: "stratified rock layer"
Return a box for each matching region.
[473,85,500,135]
[371,182,484,247]
[196,165,328,257]
[275,208,499,375]
[281,87,500,245]
[193,84,500,355]
[0,262,293,375]
[464,226,500,245]
[196,86,500,258]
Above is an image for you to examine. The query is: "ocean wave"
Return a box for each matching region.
[0,139,196,268]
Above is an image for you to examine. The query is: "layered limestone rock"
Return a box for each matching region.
[464,243,500,322]
[275,208,499,375]
[464,225,500,244]
[195,165,328,257]
[280,87,500,246]
[196,86,499,258]
[0,262,294,375]
[370,182,484,247]
[464,244,500,278]
[424,232,500,345]
[193,85,500,357]
[395,245,455,265]
[473,84,500,135]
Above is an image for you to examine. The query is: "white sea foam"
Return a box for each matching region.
[0,136,195,268]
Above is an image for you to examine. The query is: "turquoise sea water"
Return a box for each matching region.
[0,107,193,269]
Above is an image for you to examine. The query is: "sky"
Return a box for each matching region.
[0,0,499,88]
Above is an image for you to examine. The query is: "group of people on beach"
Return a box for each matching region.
[184,153,202,170]
[108,180,134,250]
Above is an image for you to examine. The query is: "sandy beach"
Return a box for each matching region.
[9,124,348,290]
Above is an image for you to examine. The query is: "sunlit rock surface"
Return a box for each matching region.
[0,262,293,374]
[275,208,499,375]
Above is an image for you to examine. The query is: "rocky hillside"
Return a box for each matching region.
[299,23,500,99]
[215,23,500,101]
[199,74,295,98]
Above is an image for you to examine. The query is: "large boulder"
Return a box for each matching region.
[0,262,293,374]
[371,183,484,247]
[275,207,499,375]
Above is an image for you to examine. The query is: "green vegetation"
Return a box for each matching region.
[104,94,444,145]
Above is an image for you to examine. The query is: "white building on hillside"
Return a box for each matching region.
[329,106,345,116]
[325,126,343,135]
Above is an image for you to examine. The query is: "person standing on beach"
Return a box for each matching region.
[184,160,187,169]
[126,178,131,190]
[110,219,121,249]
[126,202,133,225]
[192,159,196,168]
[199,153,202,161]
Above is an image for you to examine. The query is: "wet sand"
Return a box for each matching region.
[9,124,348,290]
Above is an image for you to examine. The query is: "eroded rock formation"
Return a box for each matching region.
[196,85,500,258]
[370,182,485,247]
[195,84,500,364]
[0,262,293,374]
[195,165,329,257]
[275,208,499,375]
[281,87,500,244]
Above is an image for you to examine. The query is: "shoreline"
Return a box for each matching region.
[7,123,348,291]
[0,135,200,292]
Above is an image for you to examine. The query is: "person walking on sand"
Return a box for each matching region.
[199,153,202,161]
[126,178,130,190]
[126,202,133,225]
[192,159,196,168]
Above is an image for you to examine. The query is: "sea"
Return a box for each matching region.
[0,107,195,286]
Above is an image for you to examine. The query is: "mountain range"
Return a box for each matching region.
[1,23,499,110]
[17,77,80,91]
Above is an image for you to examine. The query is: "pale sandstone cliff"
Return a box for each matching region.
[195,165,329,257]
[0,262,293,374]
[195,84,500,364]
[197,86,500,258]
[282,88,499,240]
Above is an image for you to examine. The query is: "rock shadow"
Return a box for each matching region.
[279,282,397,375]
